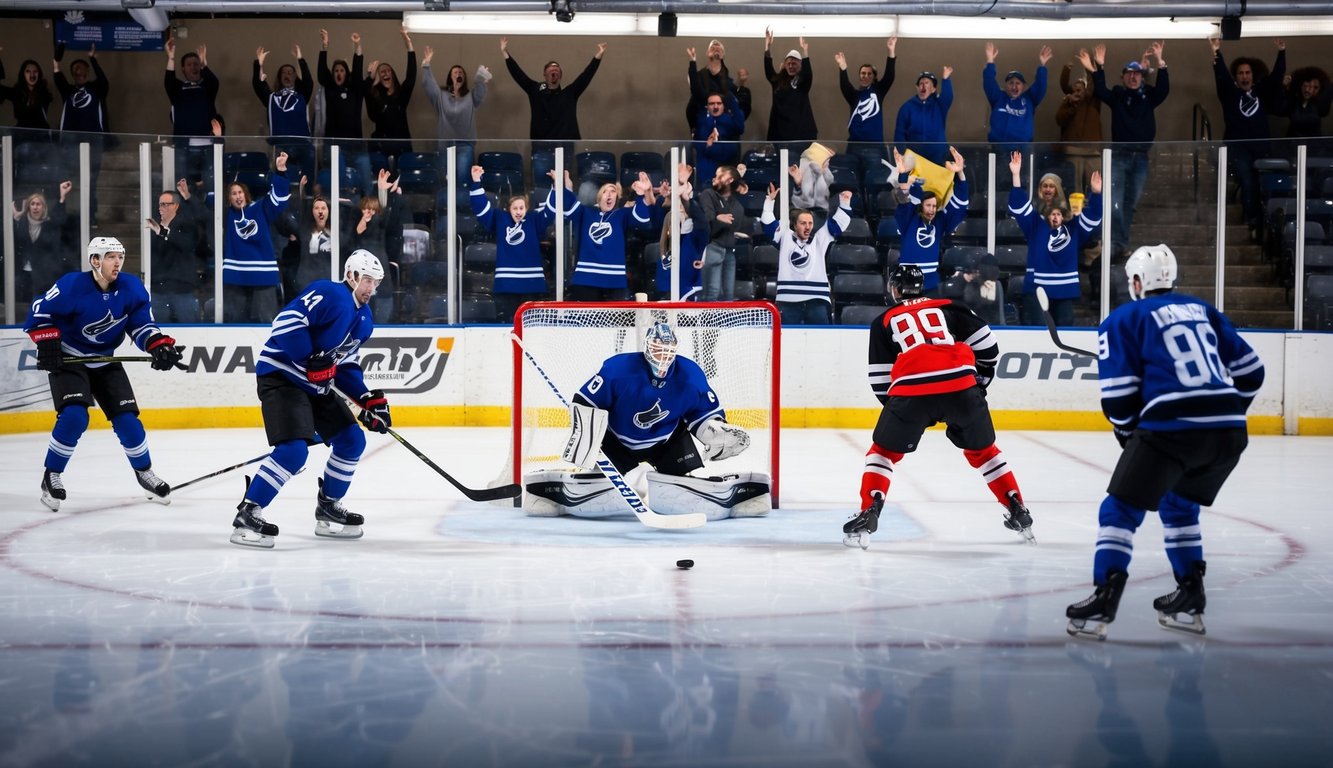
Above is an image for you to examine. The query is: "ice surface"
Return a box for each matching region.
[2,427,1331,766]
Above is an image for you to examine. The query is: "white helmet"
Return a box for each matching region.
[344,249,385,283]
[87,236,126,260]
[1125,244,1177,300]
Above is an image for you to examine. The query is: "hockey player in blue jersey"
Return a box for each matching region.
[24,236,185,511]
[525,322,770,521]
[230,250,391,548]
[1066,244,1265,640]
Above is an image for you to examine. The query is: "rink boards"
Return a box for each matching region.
[0,324,1326,435]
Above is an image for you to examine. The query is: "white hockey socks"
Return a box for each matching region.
[646,471,771,521]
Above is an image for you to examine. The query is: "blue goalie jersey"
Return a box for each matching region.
[575,353,724,451]
[255,280,375,397]
[24,271,162,360]
[1098,292,1264,432]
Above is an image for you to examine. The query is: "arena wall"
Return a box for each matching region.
[0,325,1326,435]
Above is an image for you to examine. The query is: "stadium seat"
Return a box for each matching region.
[832,272,887,309]
[827,243,880,274]
[840,303,885,326]
[576,151,616,185]
[462,297,499,323]
[837,217,873,245]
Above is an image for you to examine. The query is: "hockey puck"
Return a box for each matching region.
[676,559,694,569]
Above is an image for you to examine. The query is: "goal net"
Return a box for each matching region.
[509,301,781,505]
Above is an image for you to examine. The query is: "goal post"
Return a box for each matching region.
[510,300,781,506]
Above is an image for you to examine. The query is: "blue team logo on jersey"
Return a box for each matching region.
[790,241,811,268]
[588,221,613,245]
[1047,227,1071,252]
[82,310,126,343]
[853,93,881,122]
[273,89,303,113]
[915,224,937,249]
[505,222,526,246]
[234,215,260,240]
[633,399,671,429]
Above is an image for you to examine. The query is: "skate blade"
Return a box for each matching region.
[315,521,364,539]
[1017,526,1036,544]
[842,532,870,550]
[40,493,62,512]
[145,492,172,506]
[1066,618,1109,641]
[1157,611,1206,635]
[230,529,275,549]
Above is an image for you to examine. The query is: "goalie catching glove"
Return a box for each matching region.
[357,390,391,433]
[695,418,750,461]
[145,333,183,371]
[562,402,609,469]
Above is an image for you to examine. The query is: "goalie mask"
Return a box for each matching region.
[644,322,679,379]
[1125,244,1177,300]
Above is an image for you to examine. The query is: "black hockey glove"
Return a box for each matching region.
[975,361,995,392]
[356,390,391,433]
[305,351,337,385]
[28,327,63,372]
[54,42,66,63]
[145,333,183,371]
[1113,427,1134,448]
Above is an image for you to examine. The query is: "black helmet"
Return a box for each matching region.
[888,263,925,299]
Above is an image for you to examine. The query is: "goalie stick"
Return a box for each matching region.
[509,332,707,530]
[1035,287,1099,358]
[336,389,522,503]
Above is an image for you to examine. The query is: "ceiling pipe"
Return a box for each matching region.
[4,0,1331,16]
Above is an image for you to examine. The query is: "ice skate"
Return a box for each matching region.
[135,467,171,505]
[1066,570,1128,641]
[231,501,278,549]
[40,469,66,512]
[1154,560,1207,636]
[842,495,883,550]
[314,479,364,539]
[1003,491,1035,544]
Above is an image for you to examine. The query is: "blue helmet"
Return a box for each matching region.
[644,322,679,378]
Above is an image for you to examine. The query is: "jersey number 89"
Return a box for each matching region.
[889,307,954,351]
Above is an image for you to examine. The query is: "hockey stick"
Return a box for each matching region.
[509,332,707,530]
[336,389,522,502]
[174,454,267,492]
[1034,287,1099,358]
[62,355,188,371]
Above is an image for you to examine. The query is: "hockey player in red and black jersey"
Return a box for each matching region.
[842,263,1034,548]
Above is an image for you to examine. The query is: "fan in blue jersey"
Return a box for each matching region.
[230,250,391,549]
[525,322,770,521]
[544,169,654,301]
[1006,151,1103,325]
[891,146,969,294]
[1066,244,1265,641]
[23,236,184,512]
[469,164,556,322]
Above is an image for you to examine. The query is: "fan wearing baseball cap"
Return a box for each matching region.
[762,26,818,156]
[982,41,1053,155]
[1080,41,1170,259]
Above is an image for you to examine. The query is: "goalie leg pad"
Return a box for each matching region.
[523,470,625,519]
[561,402,609,470]
[647,471,771,521]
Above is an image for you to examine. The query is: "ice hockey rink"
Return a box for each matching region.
[1,426,1331,767]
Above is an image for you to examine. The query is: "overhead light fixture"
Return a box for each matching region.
[550,0,574,23]
[402,11,1333,38]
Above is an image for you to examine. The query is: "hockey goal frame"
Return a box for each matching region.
[510,300,782,506]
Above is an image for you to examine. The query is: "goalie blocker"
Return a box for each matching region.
[525,470,771,521]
